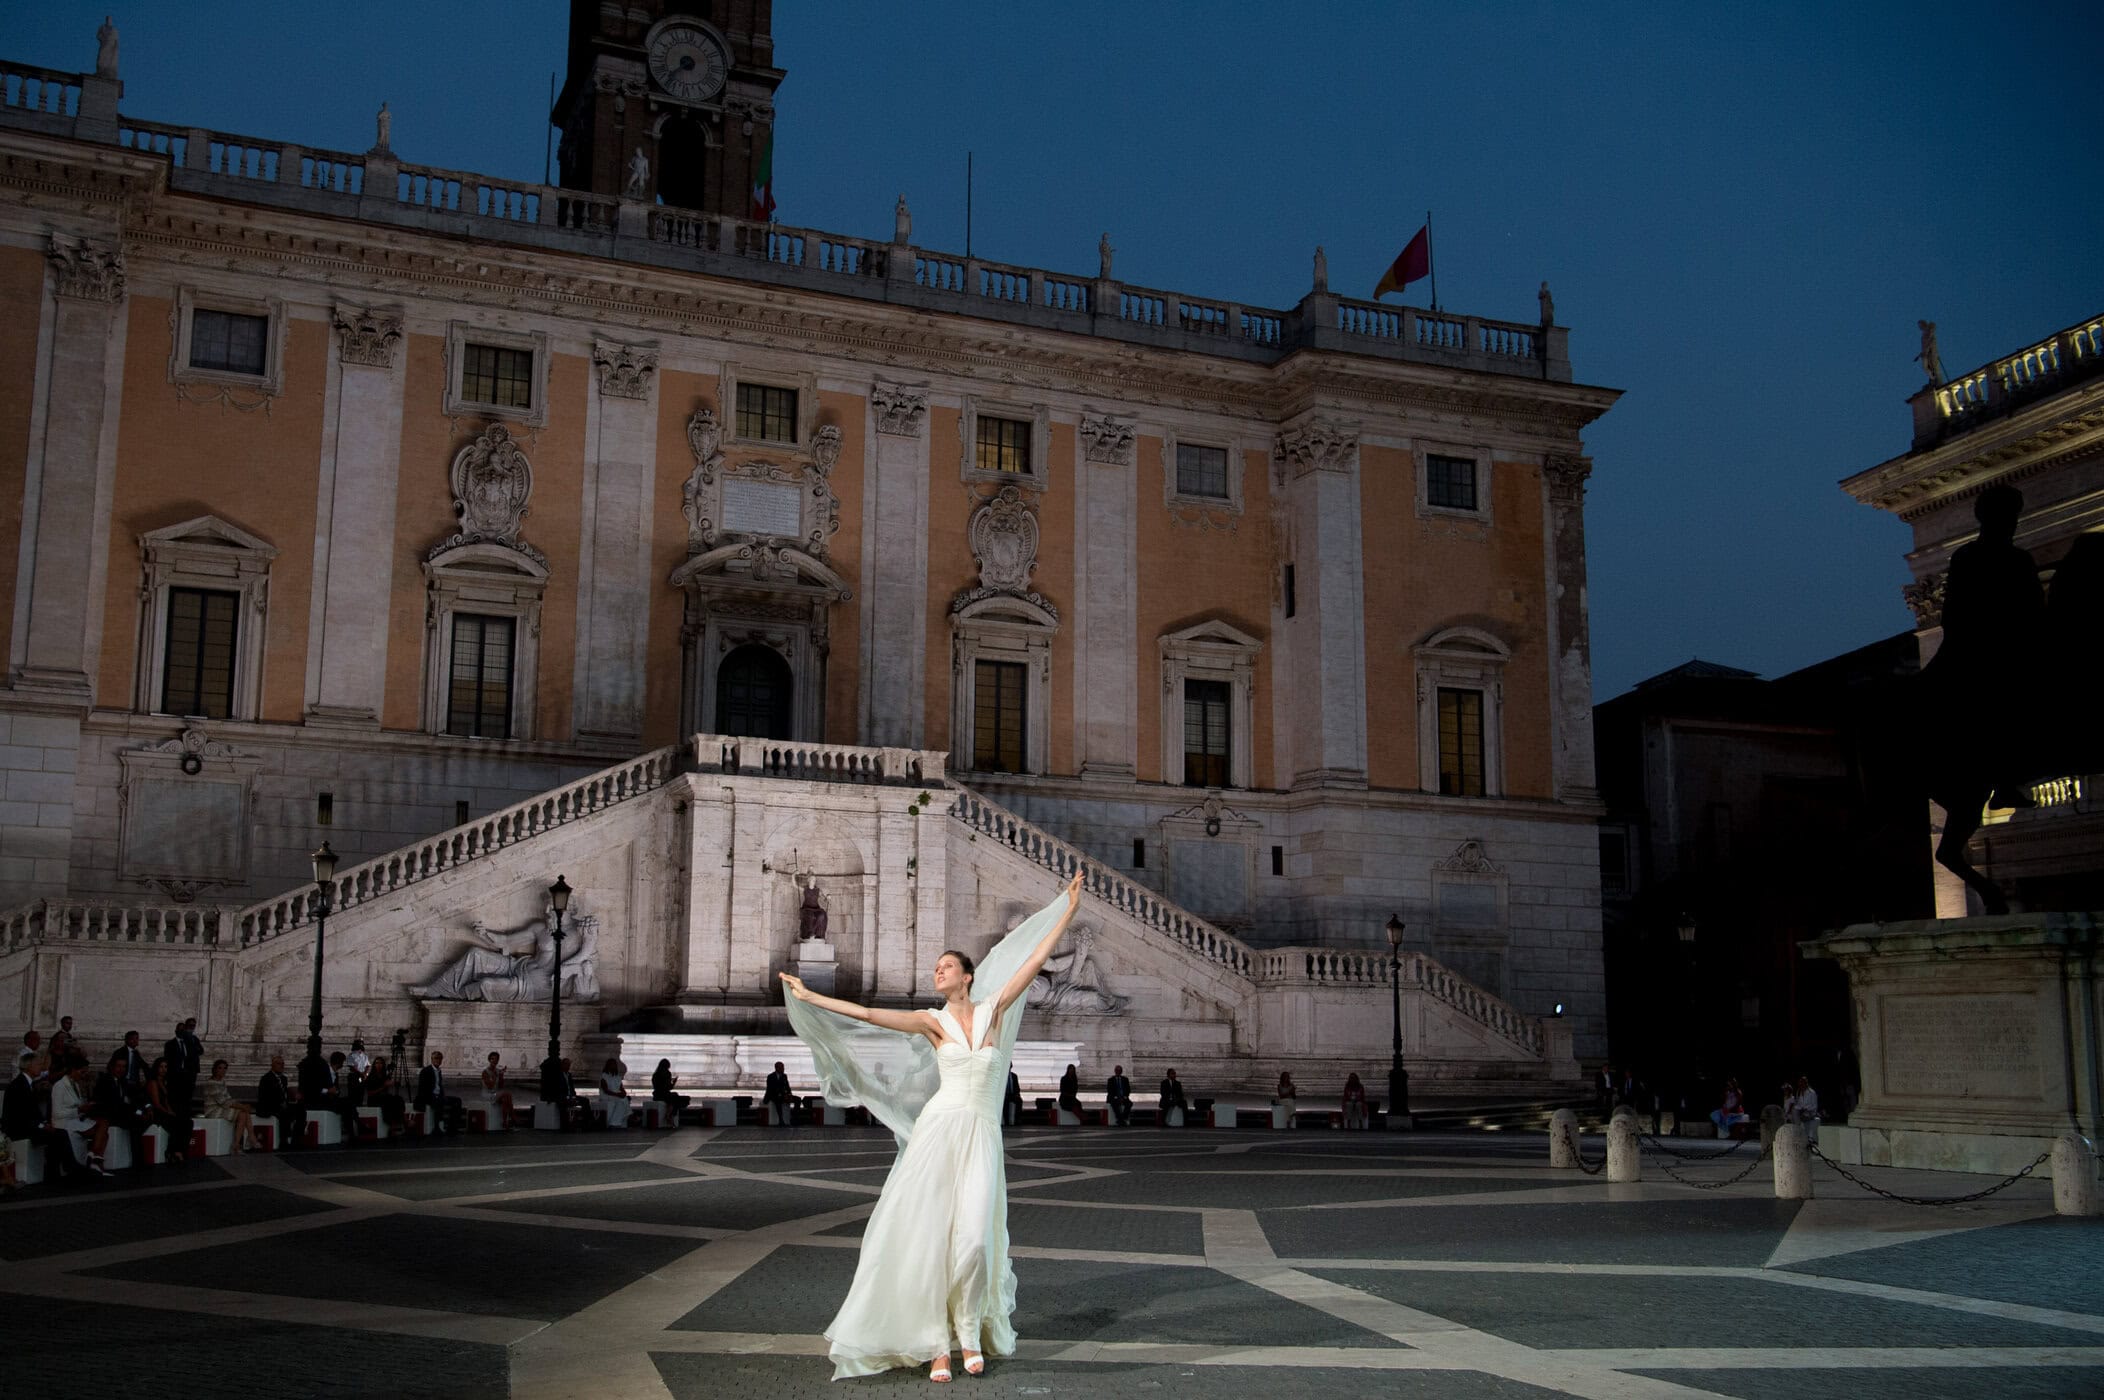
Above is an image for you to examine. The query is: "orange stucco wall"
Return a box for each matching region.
[100,299,328,719]
[1133,439,1277,787]
[0,248,45,670]
[1358,448,1551,797]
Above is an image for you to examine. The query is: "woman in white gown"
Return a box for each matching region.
[780,871,1084,1383]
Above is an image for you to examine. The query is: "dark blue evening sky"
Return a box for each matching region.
[7,3,2099,699]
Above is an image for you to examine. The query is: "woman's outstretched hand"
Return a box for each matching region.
[778,971,810,1002]
[1065,869,1084,909]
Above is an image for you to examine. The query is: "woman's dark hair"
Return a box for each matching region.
[150,1056,168,1076]
[211,1058,229,1075]
[938,949,976,981]
[656,1058,672,1071]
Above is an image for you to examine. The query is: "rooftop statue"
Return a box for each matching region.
[1916,319,1945,385]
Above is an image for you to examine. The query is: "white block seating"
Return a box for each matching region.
[602,1095,632,1129]
[466,1105,493,1132]
[637,1099,669,1128]
[1051,1107,1083,1126]
[193,1118,235,1157]
[252,1116,280,1151]
[532,1102,562,1130]
[1164,1106,1185,1128]
[354,1107,386,1141]
[305,1114,343,1148]
[816,1097,848,1126]
[142,1124,170,1164]
[102,1130,133,1170]
[1271,1104,1292,1130]
[703,1098,737,1127]
[405,1109,430,1136]
[8,1137,44,1184]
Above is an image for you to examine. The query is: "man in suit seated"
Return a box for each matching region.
[6,1049,84,1179]
[763,1061,794,1127]
[1105,1065,1133,1126]
[414,1051,464,1133]
[1159,1068,1188,1122]
[537,1055,589,1131]
[255,1055,305,1149]
[297,1050,352,1145]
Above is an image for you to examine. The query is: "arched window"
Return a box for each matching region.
[715,644,794,739]
[1413,626,1511,797]
[658,114,710,210]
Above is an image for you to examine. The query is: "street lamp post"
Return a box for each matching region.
[303,841,338,1073]
[541,876,572,1094]
[1385,913,1410,1126]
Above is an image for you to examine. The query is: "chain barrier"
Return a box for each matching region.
[1558,1122,1607,1176]
[1640,1131,1751,1162]
[1644,1135,1772,1189]
[1807,1144,2052,1206]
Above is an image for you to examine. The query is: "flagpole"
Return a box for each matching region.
[966,151,974,259]
[1426,209,1438,312]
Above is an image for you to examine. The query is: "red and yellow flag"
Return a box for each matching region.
[1373,224,1431,300]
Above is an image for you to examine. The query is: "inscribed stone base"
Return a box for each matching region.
[421,998,602,1077]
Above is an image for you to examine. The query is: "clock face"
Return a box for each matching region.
[647,23,729,104]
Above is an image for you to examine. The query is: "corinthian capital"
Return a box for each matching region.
[872,380,928,438]
[47,234,126,303]
[1273,420,1358,478]
[592,340,659,400]
[1544,454,1593,504]
[1079,412,1136,465]
[332,304,404,369]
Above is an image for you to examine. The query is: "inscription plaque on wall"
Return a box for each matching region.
[721,478,803,539]
[1879,992,2041,1100]
[122,777,247,882]
[1168,840,1249,924]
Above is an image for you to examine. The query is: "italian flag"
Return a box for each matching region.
[750,132,776,223]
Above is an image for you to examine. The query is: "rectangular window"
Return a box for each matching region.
[1175,443,1229,499]
[1437,687,1485,796]
[1283,563,1296,618]
[316,792,333,827]
[160,587,239,719]
[1271,844,1284,876]
[1599,830,1628,896]
[446,613,515,739]
[455,799,471,826]
[975,414,1031,474]
[1183,678,1231,788]
[188,309,269,376]
[972,659,1028,773]
[1426,453,1478,511]
[462,343,533,409]
[1132,838,1146,869]
[736,381,799,443]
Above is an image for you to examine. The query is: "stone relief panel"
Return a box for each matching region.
[1025,923,1130,1015]
[680,407,841,559]
[433,424,544,566]
[116,727,261,899]
[413,904,601,1003]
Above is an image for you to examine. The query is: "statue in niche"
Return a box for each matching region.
[1916,319,1945,385]
[625,147,651,199]
[95,16,119,78]
[412,909,600,1003]
[796,879,829,942]
[374,102,391,152]
[1024,925,1128,1015]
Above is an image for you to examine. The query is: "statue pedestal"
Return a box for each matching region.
[420,998,602,1077]
[1803,913,2103,1173]
[793,938,838,996]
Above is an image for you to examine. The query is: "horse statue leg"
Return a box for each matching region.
[1933,785,2009,916]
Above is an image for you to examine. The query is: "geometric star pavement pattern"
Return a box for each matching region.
[2,1127,2099,1399]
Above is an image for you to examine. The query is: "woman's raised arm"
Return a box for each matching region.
[992,871,1087,1017]
[780,973,935,1039]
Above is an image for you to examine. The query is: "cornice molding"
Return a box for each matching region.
[1843,385,2104,516]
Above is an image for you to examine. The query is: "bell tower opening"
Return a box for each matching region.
[552,0,783,218]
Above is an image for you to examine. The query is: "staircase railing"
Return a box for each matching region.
[2,900,236,954]
[947,788,1255,978]
[1257,946,1545,1055]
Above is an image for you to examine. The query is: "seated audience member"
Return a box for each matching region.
[414,1052,464,1133]
[53,1054,106,1175]
[116,1031,148,1093]
[198,1059,257,1152]
[1784,1075,1821,1144]
[256,1055,305,1149]
[365,1057,408,1136]
[1710,1078,1750,1136]
[1003,1069,1023,1127]
[762,1060,794,1127]
[540,1056,590,1132]
[1275,1071,1298,1109]
[599,1057,632,1129]
[91,1050,149,1165]
[143,1057,193,1164]
[327,1051,363,1142]
[1104,1065,1133,1126]
[650,1059,688,1124]
[481,1052,517,1131]
[1159,1068,1188,1117]
[1057,1063,1082,1115]
[1341,1072,1369,1130]
[7,1049,83,1180]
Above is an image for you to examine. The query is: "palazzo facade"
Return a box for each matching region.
[0,5,1619,1069]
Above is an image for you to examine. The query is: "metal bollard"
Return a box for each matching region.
[2053,1134,2098,1217]
[1758,1103,1785,1152]
[1549,1108,1577,1167]
[1607,1116,1640,1182]
[1773,1123,1813,1199]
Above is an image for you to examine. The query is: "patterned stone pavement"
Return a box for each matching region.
[1,1125,2099,1399]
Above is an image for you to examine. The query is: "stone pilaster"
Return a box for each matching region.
[573,340,661,741]
[1543,454,1598,801]
[304,305,406,726]
[11,235,128,709]
[859,380,931,747]
[1273,421,1368,788]
[1076,414,1137,780]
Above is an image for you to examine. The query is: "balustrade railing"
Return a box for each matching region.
[1252,945,1545,1055]
[0,63,81,117]
[2,901,234,955]
[947,789,1255,978]
[299,151,363,195]
[1930,314,2104,439]
[118,119,186,163]
[697,734,945,786]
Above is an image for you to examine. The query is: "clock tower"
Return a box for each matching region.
[553,0,784,217]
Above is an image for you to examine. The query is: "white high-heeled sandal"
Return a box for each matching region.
[928,1355,952,1383]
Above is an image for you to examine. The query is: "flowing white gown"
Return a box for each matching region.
[785,895,1064,1380]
